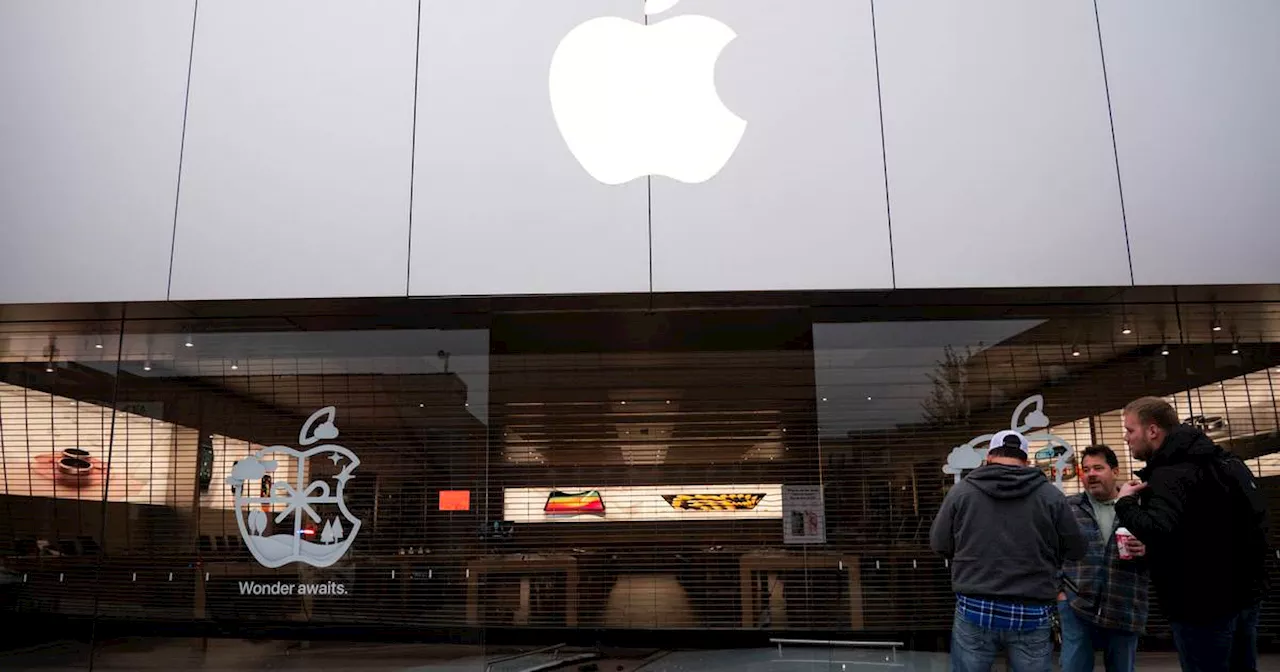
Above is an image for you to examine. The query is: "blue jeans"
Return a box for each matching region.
[1169,603,1261,672]
[951,612,1052,672]
[1057,598,1139,672]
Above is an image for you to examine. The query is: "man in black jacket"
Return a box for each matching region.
[1115,397,1268,672]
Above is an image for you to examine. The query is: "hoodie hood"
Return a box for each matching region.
[965,464,1051,500]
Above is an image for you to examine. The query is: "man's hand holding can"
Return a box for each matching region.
[1115,527,1146,559]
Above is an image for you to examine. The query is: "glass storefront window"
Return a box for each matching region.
[0,291,1277,668]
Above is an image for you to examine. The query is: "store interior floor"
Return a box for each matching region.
[0,638,1272,671]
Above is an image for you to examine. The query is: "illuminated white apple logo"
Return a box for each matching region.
[549,0,747,185]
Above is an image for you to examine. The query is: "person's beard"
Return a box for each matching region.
[1131,440,1153,462]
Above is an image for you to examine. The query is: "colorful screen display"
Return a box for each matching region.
[543,490,605,514]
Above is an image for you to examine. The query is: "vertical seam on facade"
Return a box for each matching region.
[406,0,424,296]
[166,0,200,300]
[1093,0,1136,286]
[869,0,896,289]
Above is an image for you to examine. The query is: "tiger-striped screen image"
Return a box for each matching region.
[661,493,765,511]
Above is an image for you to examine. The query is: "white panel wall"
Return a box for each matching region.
[649,0,892,292]
[876,0,1130,288]
[0,1,194,304]
[410,1,649,297]
[1098,1,1280,286]
[3,1,1280,304]
[170,0,419,300]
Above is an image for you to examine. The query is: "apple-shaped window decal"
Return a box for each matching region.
[550,0,747,185]
[226,406,362,569]
[942,394,1076,490]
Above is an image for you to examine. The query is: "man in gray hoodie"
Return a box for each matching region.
[931,430,1088,672]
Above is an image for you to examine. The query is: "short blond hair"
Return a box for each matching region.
[1124,396,1179,432]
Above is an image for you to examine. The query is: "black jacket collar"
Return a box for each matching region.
[1136,426,1220,479]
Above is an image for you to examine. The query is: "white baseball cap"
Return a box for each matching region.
[989,430,1029,456]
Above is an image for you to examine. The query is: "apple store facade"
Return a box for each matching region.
[3,0,1280,667]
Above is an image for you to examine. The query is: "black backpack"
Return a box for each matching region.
[1204,453,1271,591]
[1216,455,1267,529]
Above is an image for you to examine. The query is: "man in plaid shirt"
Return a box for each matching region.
[1058,445,1150,672]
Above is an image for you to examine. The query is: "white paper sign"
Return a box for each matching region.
[782,485,826,545]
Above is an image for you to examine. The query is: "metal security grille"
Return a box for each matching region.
[0,293,1277,649]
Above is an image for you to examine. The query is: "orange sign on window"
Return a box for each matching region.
[439,490,471,511]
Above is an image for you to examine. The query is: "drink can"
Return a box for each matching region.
[1115,527,1134,560]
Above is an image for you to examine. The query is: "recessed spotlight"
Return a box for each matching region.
[866,396,873,401]
[1072,348,1081,357]
[1231,347,1240,355]
[418,403,425,408]
[1121,324,1132,335]
[143,362,152,372]
[1212,320,1222,332]
[94,342,104,350]
[1161,346,1170,356]
[620,400,626,405]
[821,397,828,402]
[45,364,54,373]
[230,362,239,371]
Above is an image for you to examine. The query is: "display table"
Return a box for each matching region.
[465,553,579,627]
[738,550,863,629]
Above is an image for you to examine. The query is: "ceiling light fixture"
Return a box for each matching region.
[1121,324,1132,335]
[94,340,104,350]
[143,361,152,372]
[184,333,194,348]
[230,361,239,371]
[1212,319,1222,332]
[1071,347,1081,357]
[1161,345,1170,356]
